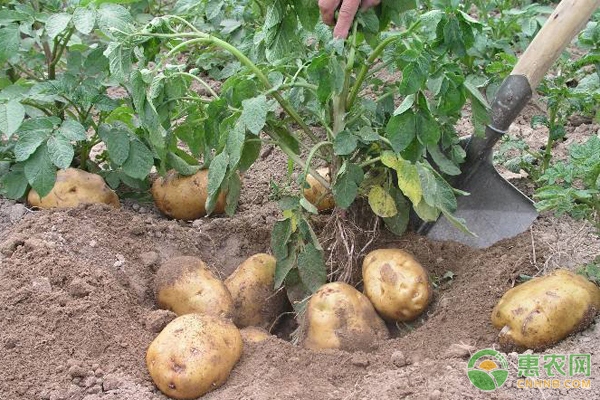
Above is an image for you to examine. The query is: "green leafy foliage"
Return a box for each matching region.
[535,136,600,229]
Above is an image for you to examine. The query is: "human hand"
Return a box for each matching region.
[318,0,380,39]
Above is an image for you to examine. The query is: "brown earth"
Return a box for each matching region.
[2,72,600,400]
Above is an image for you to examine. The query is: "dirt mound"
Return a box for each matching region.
[0,200,570,400]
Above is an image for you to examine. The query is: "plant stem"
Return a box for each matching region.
[360,156,381,168]
[20,100,52,116]
[347,20,421,109]
[301,141,333,180]
[49,28,75,79]
[265,129,331,190]
[173,72,219,98]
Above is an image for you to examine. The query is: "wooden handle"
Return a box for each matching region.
[511,0,600,88]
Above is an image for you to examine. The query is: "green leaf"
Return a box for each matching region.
[300,197,318,214]
[382,188,409,235]
[0,99,24,137]
[99,124,130,165]
[58,119,87,141]
[226,123,245,168]
[104,42,132,83]
[334,130,358,156]
[24,145,56,198]
[427,145,461,176]
[271,218,293,260]
[332,162,364,209]
[368,185,397,217]
[206,151,229,214]
[417,163,457,213]
[46,13,72,40]
[97,4,133,39]
[73,7,96,34]
[274,249,296,289]
[0,169,28,199]
[238,139,261,172]
[416,112,440,146]
[413,198,440,221]
[240,95,268,135]
[47,136,74,169]
[167,151,200,176]
[394,94,415,116]
[225,172,242,217]
[14,130,49,162]
[0,24,20,64]
[122,140,153,180]
[386,112,416,153]
[297,242,326,293]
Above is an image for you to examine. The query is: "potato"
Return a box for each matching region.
[303,167,335,212]
[240,327,272,344]
[28,168,119,209]
[224,254,286,329]
[301,282,389,352]
[155,256,234,319]
[492,269,600,350]
[362,249,431,321]
[146,313,243,399]
[152,169,226,220]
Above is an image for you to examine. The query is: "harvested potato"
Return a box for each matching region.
[362,249,431,321]
[225,254,286,329]
[28,168,119,209]
[146,313,243,399]
[240,327,272,344]
[152,169,226,220]
[155,256,233,319]
[303,167,335,212]
[492,269,600,350]
[302,282,389,352]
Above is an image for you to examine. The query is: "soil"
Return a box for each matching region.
[2,55,600,400]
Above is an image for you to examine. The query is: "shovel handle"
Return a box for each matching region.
[511,0,600,89]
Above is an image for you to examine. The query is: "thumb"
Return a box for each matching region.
[333,0,361,39]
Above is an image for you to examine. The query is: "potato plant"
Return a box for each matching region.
[100,0,495,306]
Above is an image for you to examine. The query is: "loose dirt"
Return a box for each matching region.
[1,103,599,400]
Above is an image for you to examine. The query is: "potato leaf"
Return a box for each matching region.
[368,185,397,217]
[297,242,327,293]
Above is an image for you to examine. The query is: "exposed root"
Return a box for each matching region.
[319,201,380,285]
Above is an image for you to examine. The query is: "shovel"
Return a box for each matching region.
[418,0,600,248]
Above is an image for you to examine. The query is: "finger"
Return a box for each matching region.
[319,0,341,27]
[360,0,380,10]
[333,0,361,39]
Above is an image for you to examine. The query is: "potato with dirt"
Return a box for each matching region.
[492,269,600,350]
[240,327,272,344]
[302,282,389,351]
[225,253,286,329]
[28,168,119,209]
[152,169,226,220]
[362,249,432,321]
[146,313,243,399]
[155,256,234,319]
[303,167,335,212]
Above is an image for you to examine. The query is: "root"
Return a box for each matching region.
[319,201,380,285]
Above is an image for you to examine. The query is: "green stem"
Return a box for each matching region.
[301,141,333,180]
[360,156,381,168]
[265,82,318,95]
[347,20,421,109]
[541,108,558,174]
[8,63,41,81]
[49,28,75,77]
[266,130,331,190]
[160,96,212,107]
[173,72,219,98]
[20,100,52,116]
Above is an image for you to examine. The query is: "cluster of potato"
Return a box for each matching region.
[301,248,432,352]
[147,253,285,399]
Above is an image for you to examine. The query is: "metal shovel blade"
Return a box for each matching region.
[424,159,538,248]
[417,75,539,248]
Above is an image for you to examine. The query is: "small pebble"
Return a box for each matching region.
[429,389,441,399]
[89,240,96,248]
[391,351,408,368]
